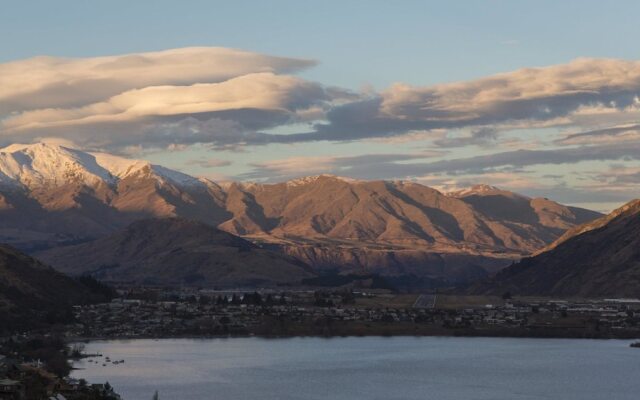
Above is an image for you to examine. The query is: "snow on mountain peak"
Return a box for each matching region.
[0,142,200,188]
[448,184,504,197]
[0,142,115,187]
[286,174,358,187]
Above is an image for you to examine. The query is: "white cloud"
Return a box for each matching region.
[240,151,448,181]
[294,58,640,144]
[0,47,316,114]
[2,73,329,132]
[5,52,640,154]
[0,47,355,152]
[184,158,232,168]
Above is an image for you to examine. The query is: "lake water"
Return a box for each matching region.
[72,336,640,400]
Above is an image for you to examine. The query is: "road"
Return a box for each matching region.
[413,294,437,309]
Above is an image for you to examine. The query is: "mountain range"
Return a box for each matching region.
[0,142,602,285]
[472,199,640,297]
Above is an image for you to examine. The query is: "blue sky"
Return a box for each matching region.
[2,1,640,211]
[3,1,639,87]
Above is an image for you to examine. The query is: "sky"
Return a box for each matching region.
[2,1,640,211]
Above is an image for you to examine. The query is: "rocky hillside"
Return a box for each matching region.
[36,218,315,288]
[471,199,640,297]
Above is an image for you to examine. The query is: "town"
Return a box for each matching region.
[69,288,640,339]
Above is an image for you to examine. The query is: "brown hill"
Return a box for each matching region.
[471,199,640,297]
[221,177,600,278]
[36,218,315,288]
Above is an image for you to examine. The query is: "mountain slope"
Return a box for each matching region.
[36,218,315,287]
[472,199,640,297]
[221,176,600,278]
[0,244,103,332]
[450,184,602,244]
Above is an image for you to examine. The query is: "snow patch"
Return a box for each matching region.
[286,174,358,187]
[0,142,204,189]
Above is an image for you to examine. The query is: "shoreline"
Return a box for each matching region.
[66,329,640,343]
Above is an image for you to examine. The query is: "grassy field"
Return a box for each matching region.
[355,294,419,309]
[435,295,505,309]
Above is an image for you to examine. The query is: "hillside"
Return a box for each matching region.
[222,177,600,279]
[36,218,315,288]
[450,184,601,245]
[0,244,105,332]
[471,199,640,297]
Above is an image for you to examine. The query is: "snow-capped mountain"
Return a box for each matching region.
[285,174,358,187]
[0,142,200,189]
[448,184,520,198]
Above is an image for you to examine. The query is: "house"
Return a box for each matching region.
[0,378,22,400]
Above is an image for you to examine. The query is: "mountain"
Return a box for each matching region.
[0,244,105,332]
[0,143,602,286]
[36,218,315,288]
[220,177,600,280]
[0,142,230,250]
[450,184,601,245]
[471,199,640,297]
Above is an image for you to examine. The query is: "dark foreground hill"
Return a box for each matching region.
[0,245,107,332]
[36,218,315,288]
[471,199,640,297]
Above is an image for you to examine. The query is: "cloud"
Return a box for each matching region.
[557,123,640,145]
[433,127,498,148]
[184,158,232,168]
[369,143,640,178]
[258,58,640,145]
[239,151,445,181]
[239,142,640,184]
[3,73,331,132]
[0,47,316,114]
[5,52,640,154]
[0,48,358,152]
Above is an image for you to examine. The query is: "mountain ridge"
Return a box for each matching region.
[0,142,603,284]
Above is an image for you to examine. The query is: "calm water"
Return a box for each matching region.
[72,337,640,400]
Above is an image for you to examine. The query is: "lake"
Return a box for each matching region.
[72,336,640,400]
